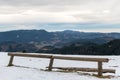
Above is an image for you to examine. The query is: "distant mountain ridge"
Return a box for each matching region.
[0,30,53,42]
[0,29,120,54]
[1,29,119,42]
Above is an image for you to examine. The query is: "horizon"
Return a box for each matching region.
[0,28,120,33]
[0,23,120,33]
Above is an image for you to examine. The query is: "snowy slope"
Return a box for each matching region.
[0,52,120,80]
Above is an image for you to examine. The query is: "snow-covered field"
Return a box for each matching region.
[0,52,120,80]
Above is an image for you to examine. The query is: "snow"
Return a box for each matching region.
[0,52,120,80]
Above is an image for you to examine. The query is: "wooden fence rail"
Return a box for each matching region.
[53,56,109,62]
[8,52,115,77]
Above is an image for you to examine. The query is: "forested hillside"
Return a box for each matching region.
[0,30,120,55]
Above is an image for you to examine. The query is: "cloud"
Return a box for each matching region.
[0,0,119,23]
[0,0,92,6]
[0,0,120,32]
[0,11,78,24]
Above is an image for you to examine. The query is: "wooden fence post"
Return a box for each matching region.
[98,61,102,76]
[8,56,14,66]
[48,56,54,71]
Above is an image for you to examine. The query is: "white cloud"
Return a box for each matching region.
[0,11,78,24]
[0,0,120,32]
[0,0,119,24]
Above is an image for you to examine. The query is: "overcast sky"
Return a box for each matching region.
[0,0,120,32]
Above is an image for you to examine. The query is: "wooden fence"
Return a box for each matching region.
[8,52,115,76]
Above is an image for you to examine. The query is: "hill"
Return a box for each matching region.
[0,30,118,44]
[0,30,120,54]
[52,39,120,55]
